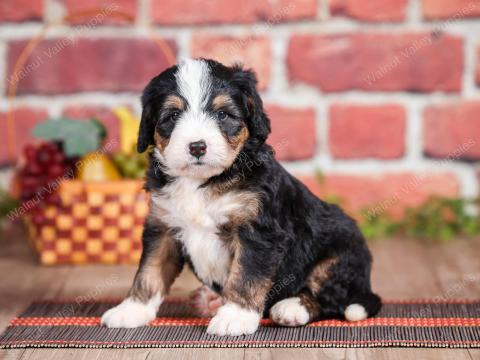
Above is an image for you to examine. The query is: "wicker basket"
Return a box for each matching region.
[25,180,148,265]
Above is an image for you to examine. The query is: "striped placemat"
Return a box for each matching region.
[0,299,479,348]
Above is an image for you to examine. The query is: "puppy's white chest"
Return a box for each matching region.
[152,178,240,287]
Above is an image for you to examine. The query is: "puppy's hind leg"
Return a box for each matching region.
[189,285,224,317]
[101,224,184,328]
[269,291,320,327]
[305,254,381,322]
[344,292,382,322]
[271,256,340,327]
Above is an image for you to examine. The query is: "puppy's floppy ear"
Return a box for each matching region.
[137,65,177,153]
[137,100,155,153]
[233,67,271,146]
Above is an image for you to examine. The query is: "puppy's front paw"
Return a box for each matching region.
[101,295,161,328]
[206,302,260,336]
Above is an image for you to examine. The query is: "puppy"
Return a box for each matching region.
[101,58,381,336]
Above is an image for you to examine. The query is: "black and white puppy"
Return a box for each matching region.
[101,58,381,336]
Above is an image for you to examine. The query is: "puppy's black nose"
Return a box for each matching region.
[189,140,207,159]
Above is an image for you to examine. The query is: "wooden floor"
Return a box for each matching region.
[0,224,479,359]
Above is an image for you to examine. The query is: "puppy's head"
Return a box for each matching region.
[137,58,270,179]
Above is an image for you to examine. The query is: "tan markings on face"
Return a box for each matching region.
[164,94,185,110]
[305,257,339,296]
[128,230,183,303]
[227,126,249,151]
[154,132,170,152]
[212,94,234,111]
[213,94,249,151]
[154,95,186,152]
[222,238,272,313]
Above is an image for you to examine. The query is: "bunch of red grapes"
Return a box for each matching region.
[18,142,74,219]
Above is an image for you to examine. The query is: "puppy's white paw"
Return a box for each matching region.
[101,294,162,328]
[206,302,260,336]
[270,297,310,327]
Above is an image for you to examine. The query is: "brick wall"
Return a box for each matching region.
[1,0,480,216]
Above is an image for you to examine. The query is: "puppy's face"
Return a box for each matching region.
[138,59,270,180]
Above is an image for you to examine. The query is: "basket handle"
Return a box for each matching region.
[6,8,176,163]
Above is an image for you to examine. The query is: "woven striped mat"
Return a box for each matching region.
[0,298,479,348]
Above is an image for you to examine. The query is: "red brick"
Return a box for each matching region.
[191,35,271,90]
[421,0,480,20]
[62,0,137,24]
[0,108,48,165]
[299,173,459,218]
[151,0,317,25]
[329,104,406,159]
[287,33,463,92]
[423,102,480,160]
[266,105,316,161]
[0,0,43,22]
[330,0,408,22]
[62,106,122,152]
[7,38,176,95]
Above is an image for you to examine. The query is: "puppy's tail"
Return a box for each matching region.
[344,292,382,322]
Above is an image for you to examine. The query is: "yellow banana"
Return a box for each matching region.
[113,107,140,155]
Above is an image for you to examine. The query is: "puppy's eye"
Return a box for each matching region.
[168,111,180,121]
[216,111,229,121]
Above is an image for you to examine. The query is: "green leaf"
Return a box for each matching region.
[32,118,102,157]
[439,227,455,242]
[0,189,19,220]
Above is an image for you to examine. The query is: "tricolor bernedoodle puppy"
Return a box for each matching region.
[101,58,381,336]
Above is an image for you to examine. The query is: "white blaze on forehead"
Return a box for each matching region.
[175,59,211,111]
